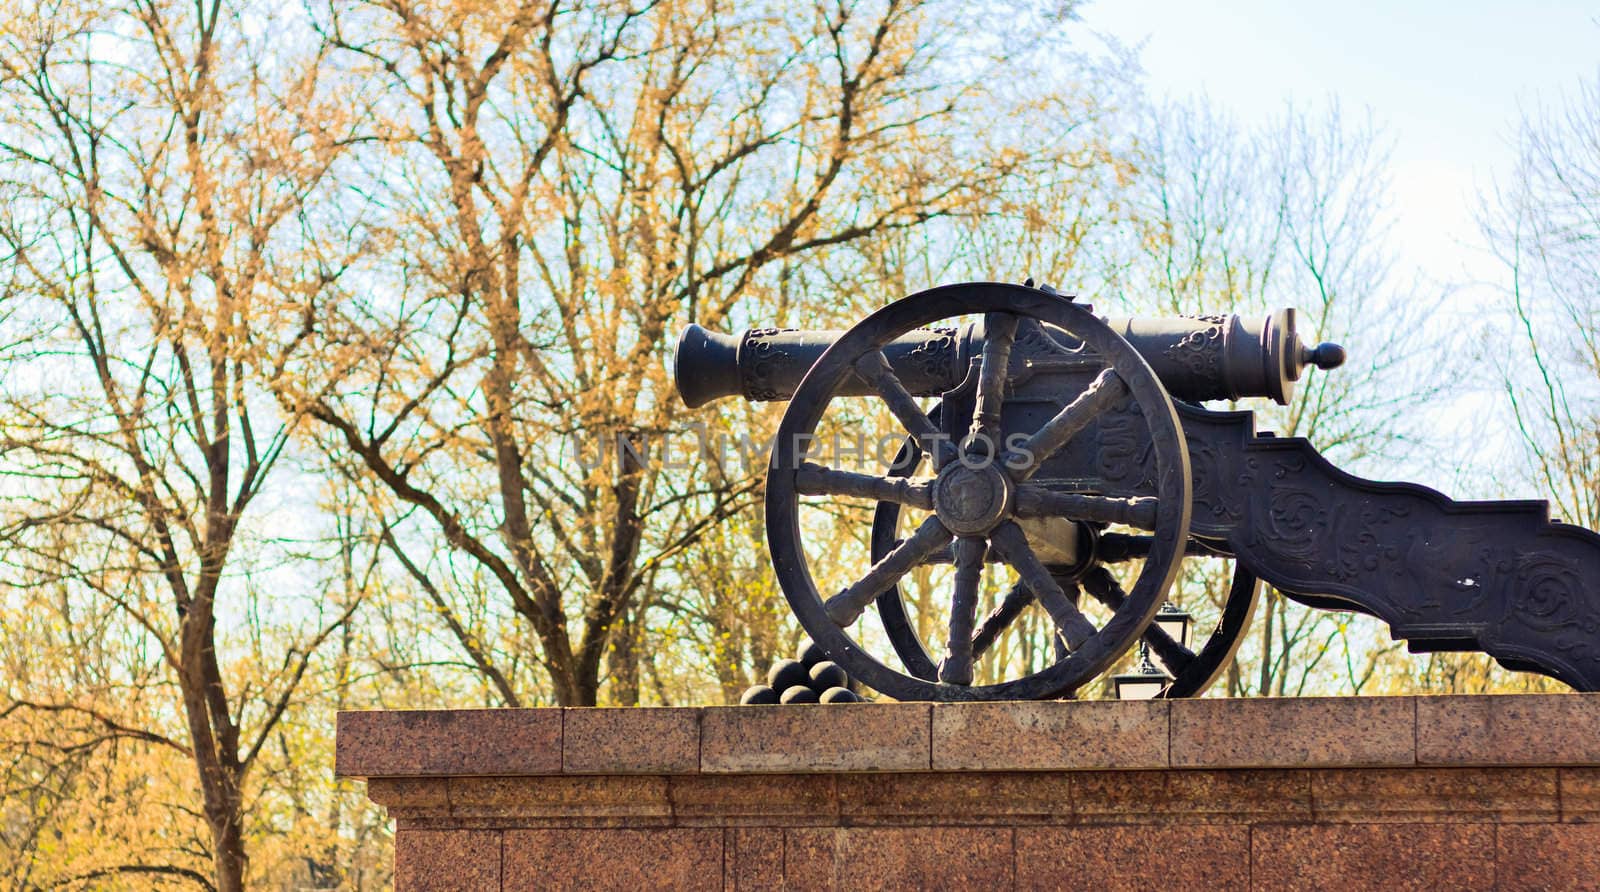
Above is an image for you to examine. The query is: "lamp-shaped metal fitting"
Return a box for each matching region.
[1113,641,1171,701]
[1154,600,1192,648]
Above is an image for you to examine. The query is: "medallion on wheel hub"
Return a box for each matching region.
[932,463,1014,536]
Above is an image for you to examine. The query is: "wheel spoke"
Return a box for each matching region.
[989,521,1097,649]
[854,350,956,468]
[1015,487,1159,529]
[970,581,1034,658]
[919,541,1001,565]
[824,515,952,626]
[966,313,1018,452]
[796,462,934,510]
[1007,367,1129,481]
[1079,566,1194,673]
[938,537,987,685]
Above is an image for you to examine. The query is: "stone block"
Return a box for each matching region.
[1170,696,1414,768]
[1497,823,1600,890]
[669,774,840,826]
[783,827,1013,890]
[932,700,1167,771]
[1309,767,1558,823]
[563,707,700,774]
[449,775,671,826]
[1014,825,1249,890]
[700,703,930,773]
[725,827,783,890]
[337,709,561,777]
[840,771,1072,825]
[783,828,841,888]
[1071,769,1310,824]
[1251,823,1495,890]
[1418,694,1600,766]
[395,829,501,892]
[366,777,451,812]
[502,828,722,890]
[1559,767,1600,822]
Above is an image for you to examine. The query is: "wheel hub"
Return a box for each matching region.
[932,462,1014,535]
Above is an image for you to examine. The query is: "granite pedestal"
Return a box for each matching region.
[337,694,1600,890]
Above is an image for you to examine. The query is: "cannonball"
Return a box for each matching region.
[779,685,819,704]
[768,658,811,693]
[739,685,779,705]
[797,640,827,668]
[808,660,849,693]
[819,686,861,704]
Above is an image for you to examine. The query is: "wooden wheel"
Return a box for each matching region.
[765,282,1192,701]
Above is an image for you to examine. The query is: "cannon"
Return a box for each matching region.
[676,281,1600,700]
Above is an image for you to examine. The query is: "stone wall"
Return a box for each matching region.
[337,695,1600,890]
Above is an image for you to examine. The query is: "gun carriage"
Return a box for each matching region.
[675,281,1600,701]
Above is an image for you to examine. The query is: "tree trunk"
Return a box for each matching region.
[609,611,642,707]
[210,811,248,892]
[1257,591,1276,695]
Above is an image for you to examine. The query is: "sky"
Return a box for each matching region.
[1079,0,1598,290]
[1074,1,1597,493]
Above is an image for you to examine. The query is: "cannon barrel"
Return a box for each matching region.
[676,309,1344,409]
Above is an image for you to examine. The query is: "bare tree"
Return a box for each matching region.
[0,0,366,886]
[278,0,1095,706]
[1483,71,1600,531]
[1425,69,1600,696]
[1107,98,1440,697]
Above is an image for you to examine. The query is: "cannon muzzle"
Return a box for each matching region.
[674,324,744,410]
[677,309,1342,409]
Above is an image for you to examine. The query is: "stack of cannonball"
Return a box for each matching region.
[738,641,864,705]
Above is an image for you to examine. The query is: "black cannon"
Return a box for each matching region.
[675,282,1600,700]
